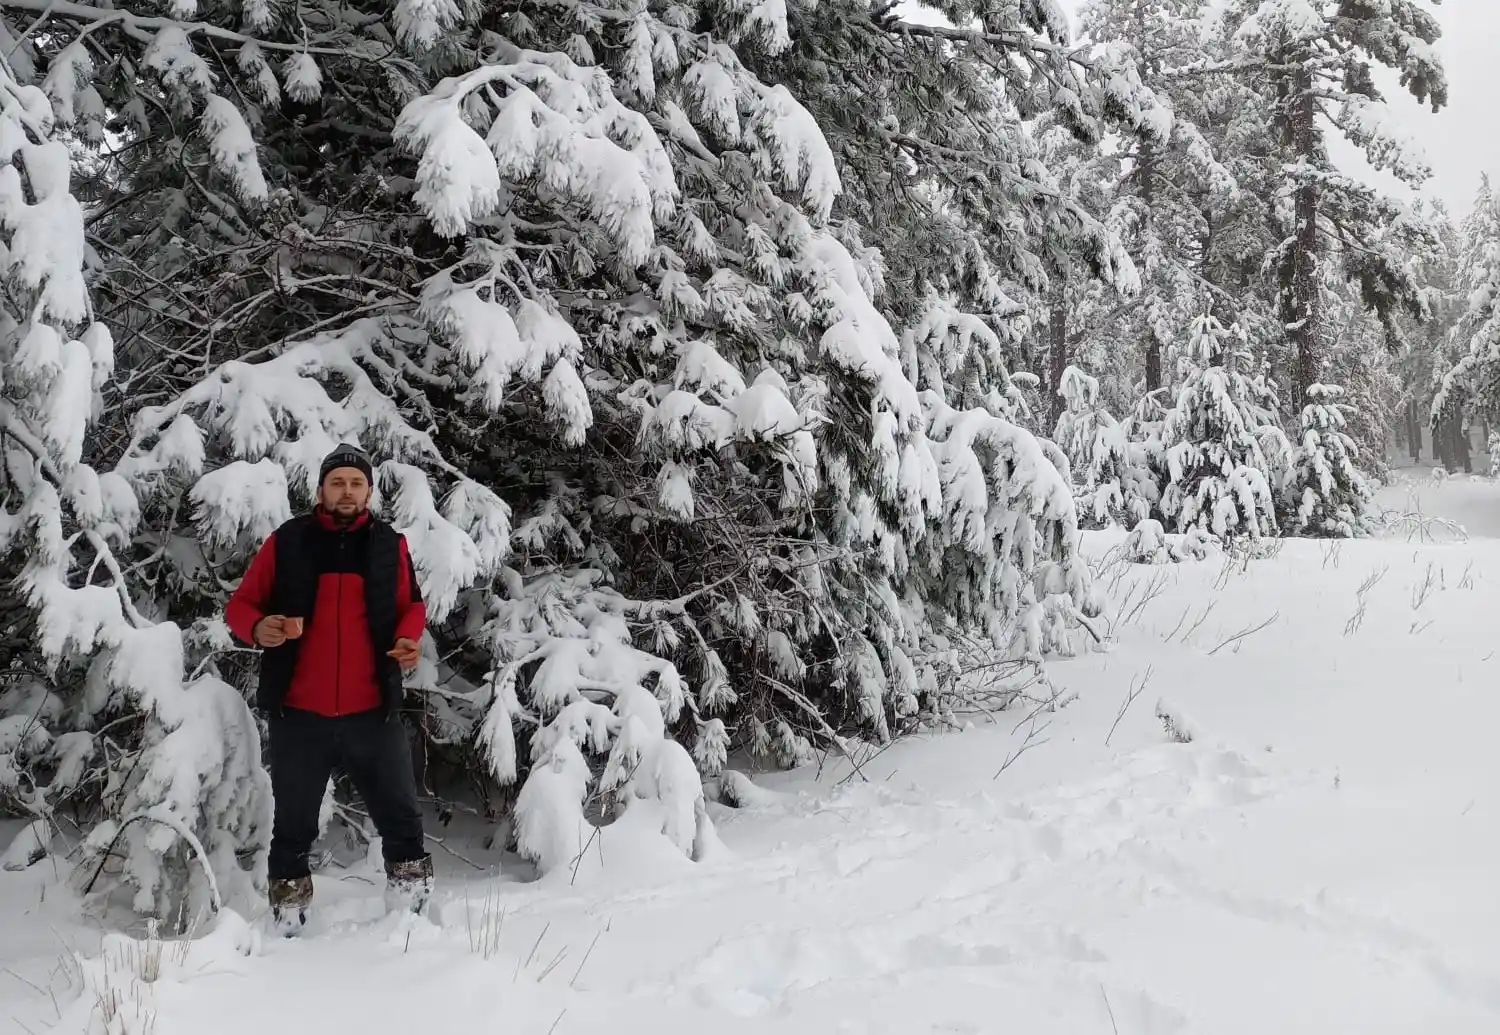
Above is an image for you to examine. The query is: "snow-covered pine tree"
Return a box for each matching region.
[21,0,1114,900]
[1221,0,1447,406]
[1239,352,1295,494]
[898,300,1103,699]
[0,59,270,926]
[1025,115,1139,428]
[1172,13,1290,399]
[1318,276,1402,481]
[1053,365,1158,529]
[1432,179,1500,461]
[768,0,1165,332]
[1398,199,1463,468]
[1075,0,1242,397]
[1283,383,1373,537]
[717,0,1184,460]
[1159,314,1279,538]
[1026,0,1268,520]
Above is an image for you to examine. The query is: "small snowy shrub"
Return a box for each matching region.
[1159,315,1280,540]
[1122,519,1214,565]
[1283,383,1374,537]
[1155,697,1201,744]
[1053,365,1159,529]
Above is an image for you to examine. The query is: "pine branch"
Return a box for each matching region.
[0,0,377,56]
[879,18,1079,60]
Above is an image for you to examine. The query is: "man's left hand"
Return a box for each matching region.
[388,637,420,670]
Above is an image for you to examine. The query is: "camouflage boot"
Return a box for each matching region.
[268,875,313,937]
[384,854,433,916]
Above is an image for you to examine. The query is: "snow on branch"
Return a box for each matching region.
[918,388,1093,656]
[393,49,678,251]
[1336,95,1431,186]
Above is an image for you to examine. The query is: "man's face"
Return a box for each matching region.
[319,468,371,519]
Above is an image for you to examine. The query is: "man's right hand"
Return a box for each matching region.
[254,615,289,648]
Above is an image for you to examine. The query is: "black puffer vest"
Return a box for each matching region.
[254,513,405,716]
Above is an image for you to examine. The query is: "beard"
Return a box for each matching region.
[324,498,366,524]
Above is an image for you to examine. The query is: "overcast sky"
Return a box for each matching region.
[898,0,1495,218]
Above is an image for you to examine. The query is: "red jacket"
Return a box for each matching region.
[226,509,427,716]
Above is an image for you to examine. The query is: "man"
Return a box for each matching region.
[226,444,433,934]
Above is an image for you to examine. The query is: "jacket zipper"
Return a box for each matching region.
[335,531,345,716]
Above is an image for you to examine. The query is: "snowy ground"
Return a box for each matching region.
[7,470,1500,1034]
[1373,465,1500,539]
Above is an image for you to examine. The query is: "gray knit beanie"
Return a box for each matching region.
[319,443,374,485]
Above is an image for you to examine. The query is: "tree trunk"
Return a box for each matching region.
[1137,1,1163,396]
[1438,413,1467,472]
[1048,287,1069,429]
[1288,69,1321,408]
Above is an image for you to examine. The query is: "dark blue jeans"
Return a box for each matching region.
[265,707,425,879]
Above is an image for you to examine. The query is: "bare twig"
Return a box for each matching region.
[1101,983,1120,1035]
[1206,612,1279,656]
[516,922,551,982]
[1106,667,1152,747]
[1411,561,1440,611]
[1343,597,1367,636]
[1177,601,1217,644]
[570,925,606,988]
[992,713,1053,781]
[1119,568,1170,626]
